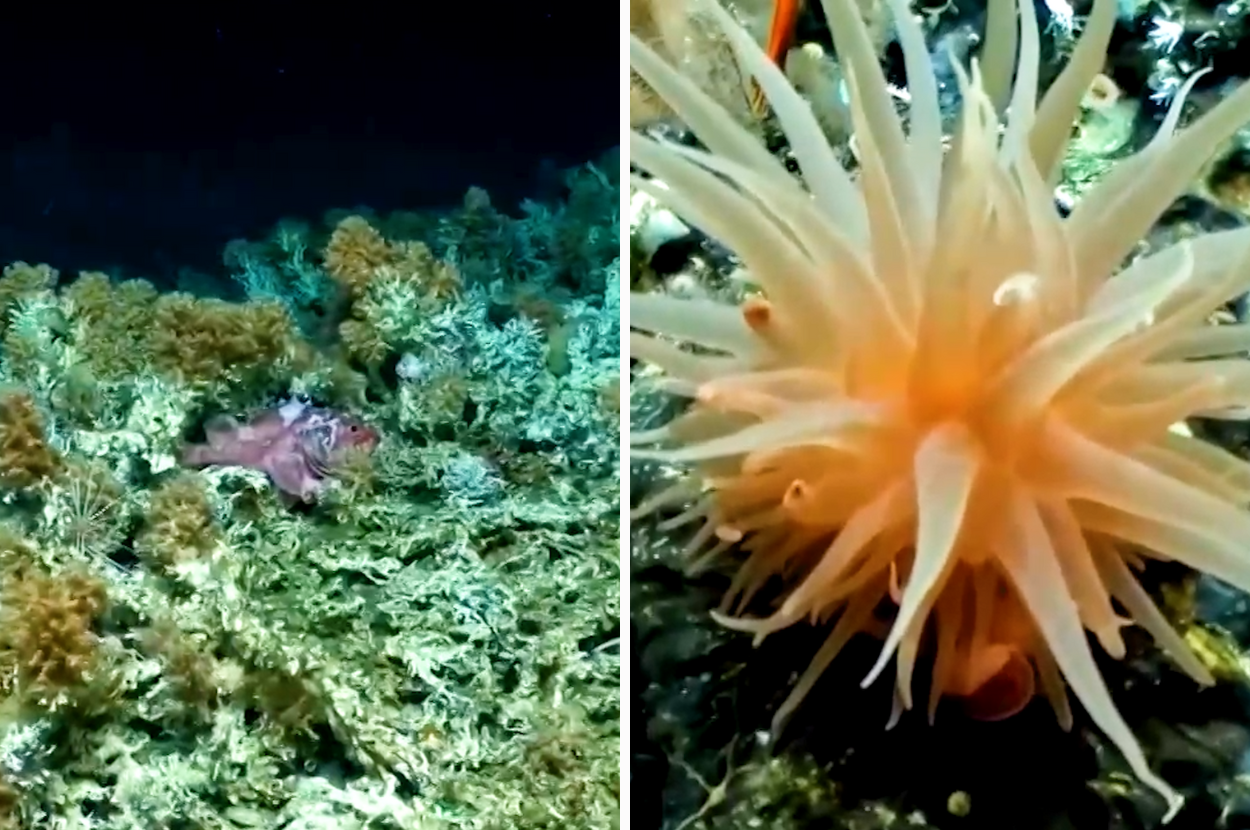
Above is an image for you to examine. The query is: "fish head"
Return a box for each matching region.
[335,415,380,453]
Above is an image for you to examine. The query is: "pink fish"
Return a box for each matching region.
[181,397,379,503]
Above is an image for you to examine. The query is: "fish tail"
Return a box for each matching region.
[180,444,215,467]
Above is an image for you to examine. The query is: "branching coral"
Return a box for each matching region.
[151,294,308,387]
[0,566,107,701]
[0,265,62,392]
[136,619,226,715]
[61,272,159,379]
[28,271,317,396]
[0,264,57,342]
[0,392,60,490]
[323,215,400,301]
[135,473,219,570]
[326,215,464,366]
[631,0,1250,814]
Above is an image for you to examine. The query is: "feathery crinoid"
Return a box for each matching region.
[630,0,1250,814]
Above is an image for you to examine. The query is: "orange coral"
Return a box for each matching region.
[512,286,572,375]
[0,567,107,699]
[0,262,55,295]
[0,392,60,489]
[137,619,224,714]
[63,271,157,325]
[324,215,400,299]
[394,241,461,303]
[328,220,463,364]
[339,318,390,367]
[151,294,308,386]
[63,273,159,378]
[325,216,461,305]
[135,473,218,569]
[0,263,56,338]
[513,286,567,330]
[0,264,60,381]
[0,529,36,575]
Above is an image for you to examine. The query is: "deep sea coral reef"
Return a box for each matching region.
[0,158,619,829]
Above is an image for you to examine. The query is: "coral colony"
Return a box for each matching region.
[0,162,620,827]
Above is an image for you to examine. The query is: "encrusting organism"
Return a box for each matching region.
[631,0,1250,816]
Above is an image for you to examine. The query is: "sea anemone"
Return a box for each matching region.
[630,0,1250,814]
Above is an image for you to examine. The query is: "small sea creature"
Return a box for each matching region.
[181,397,378,503]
